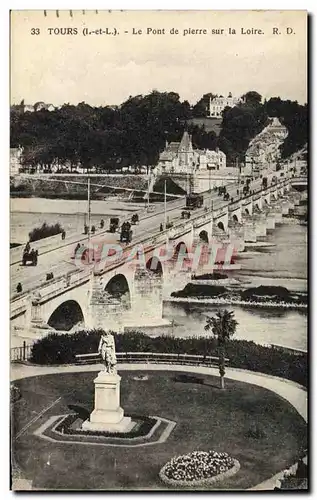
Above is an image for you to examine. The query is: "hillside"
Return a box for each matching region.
[189,117,222,136]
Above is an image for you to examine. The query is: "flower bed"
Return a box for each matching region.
[159,450,240,487]
[55,413,156,439]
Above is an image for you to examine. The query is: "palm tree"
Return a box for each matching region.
[204,309,238,389]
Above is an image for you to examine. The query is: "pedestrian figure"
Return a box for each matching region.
[160,223,163,232]
[16,283,22,293]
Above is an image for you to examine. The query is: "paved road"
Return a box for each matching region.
[9,174,277,298]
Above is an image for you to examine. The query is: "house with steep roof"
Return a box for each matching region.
[156,130,226,175]
[157,131,198,174]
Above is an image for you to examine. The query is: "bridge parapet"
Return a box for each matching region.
[242,195,253,205]
[28,268,90,306]
[167,221,193,240]
[192,213,212,229]
[228,201,241,212]
[11,295,29,318]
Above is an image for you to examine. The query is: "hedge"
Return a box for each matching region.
[29,222,63,242]
[30,330,307,388]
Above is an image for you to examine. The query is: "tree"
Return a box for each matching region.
[204,309,238,389]
[242,91,262,105]
[192,93,217,117]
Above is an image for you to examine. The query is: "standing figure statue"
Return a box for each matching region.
[98,332,117,374]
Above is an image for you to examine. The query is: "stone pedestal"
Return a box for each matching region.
[82,371,132,433]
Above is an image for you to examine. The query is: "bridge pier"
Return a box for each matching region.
[243,218,257,243]
[88,276,130,332]
[129,268,166,327]
[270,203,283,223]
[254,214,267,238]
[263,209,276,230]
[280,199,291,215]
[228,222,245,252]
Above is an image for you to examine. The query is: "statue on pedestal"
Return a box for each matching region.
[82,331,131,432]
[98,332,117,374]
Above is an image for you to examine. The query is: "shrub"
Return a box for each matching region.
[171,284,228,298]
[192,272,228,281]
[29,222,64,242]
[10,384,21,403]
[30,330,307,387]
[241,286,291,301]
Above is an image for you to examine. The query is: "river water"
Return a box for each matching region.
[10,198,307,350]
[10,197,149,244]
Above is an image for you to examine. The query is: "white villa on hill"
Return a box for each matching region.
[209,93,243,117]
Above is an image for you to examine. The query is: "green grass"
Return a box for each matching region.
[189,117,222,136]
[11,370,306,491]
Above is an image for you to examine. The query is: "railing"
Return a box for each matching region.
[75,351,227,366]
[11,175,303,298]
[11,295,29,318]
[11,342,32,362]
[11,266,91,307]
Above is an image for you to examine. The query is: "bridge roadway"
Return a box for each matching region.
[10,176,264,298]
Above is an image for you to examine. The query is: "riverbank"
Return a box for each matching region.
[167,297,307,310]
[10,174,149,199]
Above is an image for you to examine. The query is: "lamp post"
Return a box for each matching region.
[87,176,91,264]
[164,179,167,230]
[207,165,212,209]
[147,171,151,210]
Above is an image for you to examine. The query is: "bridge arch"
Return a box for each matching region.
[217,221,225,231]
[173,241,189,259]
[232,214,239,223]
[245,208,250,216]
[47,300,85,331]
[104,273,131,308]
[146,256,163,275]
[199,230,209,243]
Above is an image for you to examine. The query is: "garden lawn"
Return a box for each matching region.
[11,370,306,491]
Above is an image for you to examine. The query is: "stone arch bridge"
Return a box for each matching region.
[10,177,304,339]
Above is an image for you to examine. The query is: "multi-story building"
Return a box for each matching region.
[198,149,226,170]
[157,131,197,174]
[245,117,288,172]
[209,92,242,117]
[10,147,23,175]
[156,131,226,174]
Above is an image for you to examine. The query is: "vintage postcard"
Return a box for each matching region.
[10,10,307,491]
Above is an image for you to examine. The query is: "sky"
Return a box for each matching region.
[10,10,307,107]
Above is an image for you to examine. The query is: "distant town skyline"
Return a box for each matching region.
[11,10,307,107]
